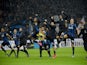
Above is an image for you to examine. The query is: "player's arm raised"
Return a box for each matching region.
[6,33,13,40]
[76,27,79,35]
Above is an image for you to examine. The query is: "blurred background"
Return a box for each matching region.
[0,0,87,26]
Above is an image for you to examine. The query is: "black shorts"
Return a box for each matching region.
[44,44,50,50]
[20,40,26,47]
[40,44,50,50]
[50,38,54,43]
[15,40,20,47]
[1,41,11,47]
[67,35,75,44]
[67,35,74,40]
[84,41,87,51]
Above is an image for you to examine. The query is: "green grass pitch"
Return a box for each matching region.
[0,47,87,65]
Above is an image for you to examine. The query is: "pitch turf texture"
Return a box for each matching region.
[0,47,87,65]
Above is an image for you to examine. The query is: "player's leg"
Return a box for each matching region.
[66,35,75,57]
[84,40,87,52]
[8,43,16,57]
[1,46,6,53]
[64,34,68,46]
[20,40,29,56]
[52,43,57,58]
[46,44,51,57]
[43,40,50,57]
[83,40,87,58]
[19,43,29,57]
[39,45,43,57]
[71,39,75,57]
[16,41,21,58]
[17,46,20,58]
[53,45,57,58]
[23,45,29,57]
[38,41,43,57]
[1,42,8,55]
[8,48,16,57]
[52,39,57,58]
[51,39,56,57]
[72,43,75,57]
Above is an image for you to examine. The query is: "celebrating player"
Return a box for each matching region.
[8,29,19,57]
[0,27,16,57]
[64,18,78,57]
[17,28,29,58]
[37,27,51,57]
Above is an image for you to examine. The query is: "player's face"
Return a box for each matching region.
[70,19,74,24]
[29,17,32,19]
[43,22,47,25]
[64,34,68,38]
[19,28,23,32]
[41,27,45,31]
[13,29,17,34]
[59,15,63,19]
[34,18,38,22]
[1,28,5,32]
[65,20,68,23]
[51,22,54,26]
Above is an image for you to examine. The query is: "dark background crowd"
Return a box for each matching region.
[0,0,87,40]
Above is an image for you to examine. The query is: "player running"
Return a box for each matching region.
[17,28,29,58]
[0,27,16,57]
[8,29,19,57]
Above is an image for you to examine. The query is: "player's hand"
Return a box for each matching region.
[56,36,60,39]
